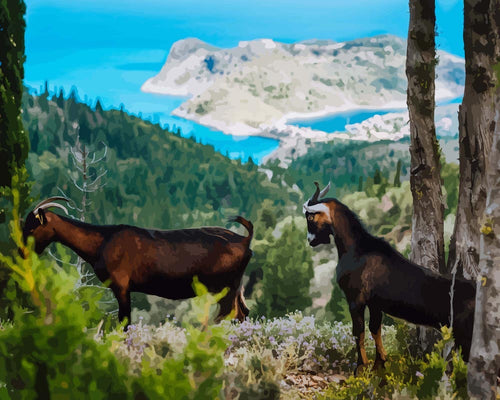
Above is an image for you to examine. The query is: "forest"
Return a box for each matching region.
[1,0,500,399]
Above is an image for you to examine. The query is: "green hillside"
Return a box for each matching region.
[22,88,299,229]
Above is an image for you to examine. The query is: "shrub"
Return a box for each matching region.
[0,187,229,399]
[253,221,314,318]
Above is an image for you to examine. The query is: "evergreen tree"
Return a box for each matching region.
[326,273,349,323]
[357,176,363,192]
[56,88,65,108]
[38,80,50,112]
[393,159,402,187]
[254,222,314,318]
[373,167,382,185]
[78,111,93,144]
[30,125,39,153]
[95,98,103,114]
[67,87,79,120]
[0,0,29,188]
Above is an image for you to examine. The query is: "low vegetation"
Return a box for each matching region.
[0,186,469,399]
[0,92,470,398]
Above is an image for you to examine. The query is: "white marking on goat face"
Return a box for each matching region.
[303,202,331,218]
[307,232,316,242]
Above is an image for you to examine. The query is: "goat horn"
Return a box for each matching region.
[319,182,331,199]
[34,202,69,216]
[32,196,70,211]
[309,182,321,203]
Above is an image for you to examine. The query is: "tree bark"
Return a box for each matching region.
[406,0,445,353]
[447,0,499,280]
[467,3,500,397]
[468,98,500,400]
[406,0,445,275]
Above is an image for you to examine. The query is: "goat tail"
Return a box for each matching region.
[228,216,253,245]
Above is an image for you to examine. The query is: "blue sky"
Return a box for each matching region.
[25,0,464,105]
[23,0,464,162]
[26,0,463,54]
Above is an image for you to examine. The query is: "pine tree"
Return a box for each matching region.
[56,88,65,108]
[393,159,402,187]
[357,176,363,192]
[373,167,382,185]
[67,87,79,121]
[0,0,29,188]
[326,273,349,323]
[255,222,314,318]
[95,98,103,114]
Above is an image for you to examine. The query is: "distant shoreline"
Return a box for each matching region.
[169,96,461,166]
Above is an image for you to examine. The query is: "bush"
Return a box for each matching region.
[0,187,229,398]
[253,221,314,318]
[318,325,468,400]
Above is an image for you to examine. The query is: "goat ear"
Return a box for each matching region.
[37,209,46,225]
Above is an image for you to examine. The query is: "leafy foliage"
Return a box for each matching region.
[325,274,350,324]
[22,89,298,230]
[265,138,412,200]
[0,0,30,189]
[0,188,229,398]
[252,221,314,318]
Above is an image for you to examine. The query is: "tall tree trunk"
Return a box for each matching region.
[406,0,445,274]
[468,92,500,400]
[406,0,445,353]
[467,3,500,398]
[447,0,498,280]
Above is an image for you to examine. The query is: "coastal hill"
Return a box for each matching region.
[142,34,464,140]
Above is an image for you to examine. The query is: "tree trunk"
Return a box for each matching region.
[467,3,500,398]
[406,0,445,274]
[406,0,445,353]
[447,0,498,280]
[468,99,500,400]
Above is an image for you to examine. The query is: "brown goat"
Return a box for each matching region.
[21,197,252,325]
[303,183,475,374]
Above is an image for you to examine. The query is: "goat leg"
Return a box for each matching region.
[112,285,131,329]
[215,289,238,323]
[350,304,369,375]
[369,306,387,370]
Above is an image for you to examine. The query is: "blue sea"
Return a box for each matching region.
[290,109,403,133]
[24,1,464,164]
[290,95,462,133]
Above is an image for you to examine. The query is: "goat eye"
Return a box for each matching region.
[307,215,314,221]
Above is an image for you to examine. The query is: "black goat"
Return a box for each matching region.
[21,197,253,325]
[303,183,475,373]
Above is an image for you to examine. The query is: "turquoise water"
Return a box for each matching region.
[290,109,403,133]
[290,96,462,134]
[137,104,280,164]
[25,48,279,164]
[24,1,464,165]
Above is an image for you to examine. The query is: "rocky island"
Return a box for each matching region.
[142,35,464,163]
